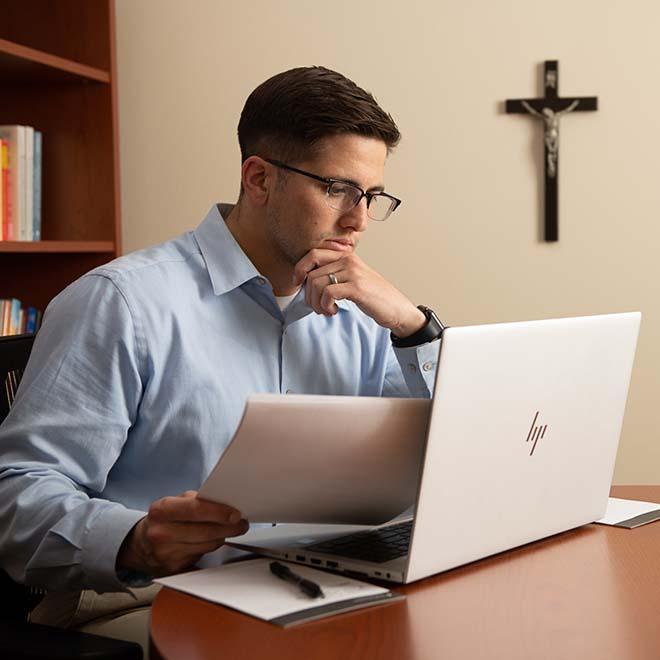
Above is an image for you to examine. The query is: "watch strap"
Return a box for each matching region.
[391,306,445,348]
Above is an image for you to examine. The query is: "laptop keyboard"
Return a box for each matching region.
[305,520,413,564]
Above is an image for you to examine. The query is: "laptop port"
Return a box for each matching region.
[326,561,338,568]
[310,558,321,565]
[296,555,306,562]
[375,571,382,576]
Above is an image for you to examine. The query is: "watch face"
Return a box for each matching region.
[418,306,444,330]
[417,305,445,339]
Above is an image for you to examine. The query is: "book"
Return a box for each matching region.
[33,131,42,241]
[0,299,10,336]
[0,140,9,240]
[9,299,21,335]
[25,307,39,334]
[23,126,34,242]
[0,139,3,239]
[0,126,24,241]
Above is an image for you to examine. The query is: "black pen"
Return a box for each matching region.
[269,561,325,599]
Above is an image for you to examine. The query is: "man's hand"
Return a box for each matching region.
[293,248,426,338]
[116,491,249,578]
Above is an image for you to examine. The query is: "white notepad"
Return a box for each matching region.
[155,558,403,627]
[594,497,660,528]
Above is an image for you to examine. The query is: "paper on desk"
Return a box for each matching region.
[594,497,660,528]
[155,558,403,627]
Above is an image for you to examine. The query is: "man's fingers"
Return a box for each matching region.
[306,269,354,315]
[293,249,345,285]
[144,518,249,574]
[148,494,242,525]
[226,518,250,538]
[120,499,249,578]
[145,519,249,548]
[321,285,352,315]
[143,542,224,576]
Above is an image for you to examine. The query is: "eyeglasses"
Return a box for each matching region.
[265,159,402,222]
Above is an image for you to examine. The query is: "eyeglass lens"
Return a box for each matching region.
[326,182,394,221]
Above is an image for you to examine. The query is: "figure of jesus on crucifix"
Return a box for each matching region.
[520,99,580,178]
[506,60,598,241]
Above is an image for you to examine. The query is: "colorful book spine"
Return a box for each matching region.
[0,300,10,336]
[1,140,9,240]
[9,299,21,335]
[25,307,39,334]
[0,139,4,240]
[0,127,19,241]
[33,130,42,241]
[22,126,34,241]
[15,126,25,241]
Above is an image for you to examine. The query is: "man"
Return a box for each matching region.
[0,66,442,648]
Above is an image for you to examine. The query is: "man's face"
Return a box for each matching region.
[264,134,388,266]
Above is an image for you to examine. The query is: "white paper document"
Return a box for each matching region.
[594,497,660,528]
[155,558,403,627]
[198,394,430,525]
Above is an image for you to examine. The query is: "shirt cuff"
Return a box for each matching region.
[393,338,441,397]
[81,504,147,592]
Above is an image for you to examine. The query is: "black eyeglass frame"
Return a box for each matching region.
[265,158,402,221]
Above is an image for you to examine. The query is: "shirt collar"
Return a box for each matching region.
[193,204,260,296]
[193,203,348,311]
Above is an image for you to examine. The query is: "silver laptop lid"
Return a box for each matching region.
[406,312,641,582]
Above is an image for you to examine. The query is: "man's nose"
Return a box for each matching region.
[339,197,369,233]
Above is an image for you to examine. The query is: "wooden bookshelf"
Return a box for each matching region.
[0,0,121,312]
[0,38,110,84]
[0,241,115,254]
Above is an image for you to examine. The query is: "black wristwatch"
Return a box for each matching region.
[391,305,446,348]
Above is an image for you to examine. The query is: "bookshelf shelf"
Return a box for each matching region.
[0,0,121,317]
[0,241,115,254]
[0,38,110,84]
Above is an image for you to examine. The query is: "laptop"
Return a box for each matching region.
[225,312,641,584]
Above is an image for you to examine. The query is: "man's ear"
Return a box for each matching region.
[241,156,272,206]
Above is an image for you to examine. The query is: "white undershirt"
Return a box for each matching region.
[274,289,301,311]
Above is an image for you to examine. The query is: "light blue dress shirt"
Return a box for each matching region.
[0,204,440,592]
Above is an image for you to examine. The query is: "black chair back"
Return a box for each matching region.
[0,334,40,621]
[0,334,35,423]
[0,333,143,657]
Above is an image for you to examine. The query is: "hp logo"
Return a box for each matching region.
[526,411,548,456]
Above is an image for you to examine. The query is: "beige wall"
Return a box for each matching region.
[115,0,660,483]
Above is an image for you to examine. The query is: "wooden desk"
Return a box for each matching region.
[151,486,660,660]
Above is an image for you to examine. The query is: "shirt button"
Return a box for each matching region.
[422,361,434,372]
[285,389,294,394]
[407,364,417,374]
[256,277,266,286]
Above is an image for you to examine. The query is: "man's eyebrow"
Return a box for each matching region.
[332,176,385,193]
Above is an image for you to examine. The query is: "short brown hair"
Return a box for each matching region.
[237,66,400,165]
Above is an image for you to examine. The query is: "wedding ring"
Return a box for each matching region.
[328,273,338,285]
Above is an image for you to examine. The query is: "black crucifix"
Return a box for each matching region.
[506,61,598,241]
